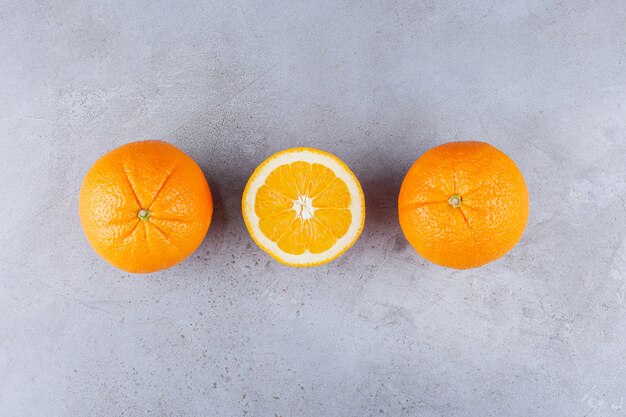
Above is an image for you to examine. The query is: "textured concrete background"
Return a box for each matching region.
[1,1,626,416]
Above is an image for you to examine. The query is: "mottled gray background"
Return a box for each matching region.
[1,1,626,416]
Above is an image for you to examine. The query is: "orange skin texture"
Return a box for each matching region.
[79,140,213,273]
[398,141,529,269]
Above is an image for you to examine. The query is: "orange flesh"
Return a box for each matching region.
[254,162,352,255]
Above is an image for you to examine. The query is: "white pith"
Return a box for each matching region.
[292,194,315,220]
[243,149,365,266]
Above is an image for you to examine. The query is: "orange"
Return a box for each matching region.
[398,141,529,269]
[242,147,365,267]
[79,140,213,273]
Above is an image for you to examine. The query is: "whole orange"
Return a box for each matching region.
[398,141,529,269]
[79,140,213,273]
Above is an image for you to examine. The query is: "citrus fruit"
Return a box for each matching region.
[398,141,529,269]
[242,147,365,267]
[79,140,213,273]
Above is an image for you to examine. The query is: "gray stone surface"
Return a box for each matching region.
[2,0,626,416]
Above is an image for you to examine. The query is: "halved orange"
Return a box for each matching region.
[242,147,365,267]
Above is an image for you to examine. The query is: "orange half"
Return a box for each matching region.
[242,147,365,267]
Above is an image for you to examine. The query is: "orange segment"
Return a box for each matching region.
[291,161,312,195]
[255,185,293,217]
[307,218,337,253]
[314,208,352,238]
[313,177,351,208]
[309,163,337,196]
[259,210,296,241]
[277,220,309,255]
[265,164,298,199]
